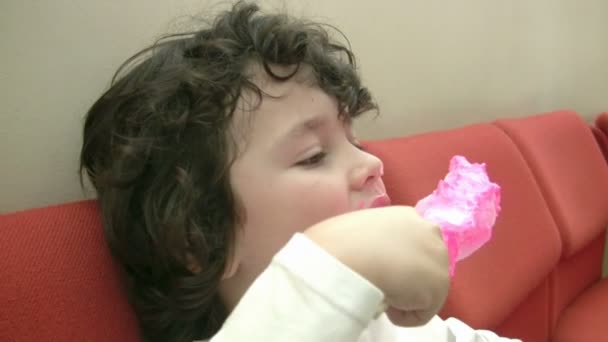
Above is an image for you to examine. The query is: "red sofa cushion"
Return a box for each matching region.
[365,122,561,339]
[496,111,608,336]
[0,201,140,342]
[596,112,608,135]
[591,126,608,163]
[593,112,608,163]
[495,110,608,258]
[552,279,608,342]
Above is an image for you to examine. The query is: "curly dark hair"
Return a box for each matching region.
[79,1,377,341]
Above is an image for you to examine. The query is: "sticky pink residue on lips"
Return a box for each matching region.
[369,195,391,208]
[415,155,501,277]
[356,194,391,210]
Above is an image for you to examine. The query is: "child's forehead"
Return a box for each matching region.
[235,63,318,118]
[231,65,338,150]
[244,62,317,95]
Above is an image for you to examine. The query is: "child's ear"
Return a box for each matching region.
[221,253,240,280]
[186,252,241,279]
[221,230,243,280]
[186,254,202,274]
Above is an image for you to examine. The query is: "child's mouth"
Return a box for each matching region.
[368,194,391,208]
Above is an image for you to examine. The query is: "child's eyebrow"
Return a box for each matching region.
[277,115,329,145]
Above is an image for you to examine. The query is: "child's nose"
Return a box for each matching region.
[349,151,384,190]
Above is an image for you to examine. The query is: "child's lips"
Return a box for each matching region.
[368,194,391,208]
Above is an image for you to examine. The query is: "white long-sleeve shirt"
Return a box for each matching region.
[205,233,521,342]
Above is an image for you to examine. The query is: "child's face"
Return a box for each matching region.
[223,67,387,304]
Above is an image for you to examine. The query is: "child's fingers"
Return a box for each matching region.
[385,306,435,327]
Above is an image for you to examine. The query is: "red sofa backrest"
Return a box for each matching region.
[594,112,608,162]
[496,111,608,331]
[596,112,608,134]
[0,201,140,342]
[365,118,563,341]
[365,110,608,341]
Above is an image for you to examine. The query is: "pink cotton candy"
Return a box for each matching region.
[415,156,501,276]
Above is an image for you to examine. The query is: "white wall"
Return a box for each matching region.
[1,0,607,212]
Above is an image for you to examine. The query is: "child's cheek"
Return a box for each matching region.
[287,178,350,226]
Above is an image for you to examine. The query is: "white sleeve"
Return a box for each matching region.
[382,314,521,341]
[208,233,385,342]
[441,317,522,342]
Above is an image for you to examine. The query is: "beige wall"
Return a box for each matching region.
[1,0,608,213]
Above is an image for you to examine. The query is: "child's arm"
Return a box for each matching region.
[209,206,516,341]
[209,231,520,342]
[210,205,450,341]
[209,233,384,341]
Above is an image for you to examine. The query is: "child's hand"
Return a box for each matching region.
[304,206,450,327]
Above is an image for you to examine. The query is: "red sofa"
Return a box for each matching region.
[594,112,608,162]
[1,110,607,342]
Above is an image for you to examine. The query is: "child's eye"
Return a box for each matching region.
[296,152,327,167]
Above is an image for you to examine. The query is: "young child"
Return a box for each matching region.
[80,2,521,341]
